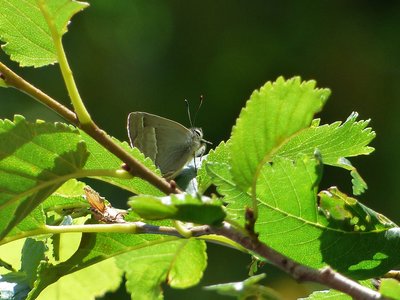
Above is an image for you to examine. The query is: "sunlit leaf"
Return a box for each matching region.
[129,193,226,225]
[0,116,88,239]
[118,239,206,300]
[80,131,163,196]
[230,76,330,191]
[380,278,400,300]
[0,0,89,67]
[277,112,375,195]
[29,232,205,299]
[207,153,400,278]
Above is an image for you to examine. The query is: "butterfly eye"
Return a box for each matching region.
[193,128,203,138]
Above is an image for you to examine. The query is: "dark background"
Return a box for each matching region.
[1,1,399,299]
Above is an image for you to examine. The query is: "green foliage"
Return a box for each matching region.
[230,77,330,191]
[277,112,375,195]
[0,0,88,67]
[0,116,88,239]
[0,1,396,300]
[129,194,226,225]
[36,257,123,300]
[204,274,281,300]
[300,280,375,300]
[380,278,400,299]
[0,77,6,87]
[117,239,206,300]
[205,142,399,278]
[80,131,163,196]
[301,290,351,300]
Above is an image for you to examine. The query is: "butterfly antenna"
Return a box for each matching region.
[185,99,194,127]
[192,95,204,126]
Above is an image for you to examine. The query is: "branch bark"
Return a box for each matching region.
[43,221,385,300]
[0,62,178,194]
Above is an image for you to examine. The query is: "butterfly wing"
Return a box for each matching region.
[127,112,202,178]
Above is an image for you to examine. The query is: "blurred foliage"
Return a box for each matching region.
[1,1,399,299]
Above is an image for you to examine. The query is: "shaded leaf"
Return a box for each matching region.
[80,131,163,196]
[175,156,205,194]
[21,239,46,287]
[318,187,396,231]
[198,141,230,193]
[0,272,30,300]
[1,179,89,245]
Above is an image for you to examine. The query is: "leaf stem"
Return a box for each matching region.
[37,0,91,125]
[0,61,177,194]
[0,8,179,195]
[0,217,386,299]
[47,221,389,299]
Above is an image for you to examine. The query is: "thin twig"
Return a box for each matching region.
[39,221,385,299]
[210,222,384,300]
[0,62,77,124]
[0,62,178,194]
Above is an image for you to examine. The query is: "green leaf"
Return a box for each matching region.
[0,116,89,239]
[230,76,330,191]
[300,289,351,299]
[80,131,163,196]
[380,278,400,300]
[256,159,400,279]
[198,141,230,193]
[117,239,206,300]
[31,256,123,300]
[1,179,89,245]
[204,274,281,300]
[28,232,179,298]
[318,187,396,231]
[277,112,375,195]
[0,76,7,88]
[40,179,88,213]
[1,207,46,245]
[277,112,375,163]
[21,239,46,287]
[208,152,400,278]
[129,194,226,225]
[0,0,89,67]
[300,280,375,300]
[204,142,253,224]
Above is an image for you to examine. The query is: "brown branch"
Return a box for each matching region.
[0,62,77,124]
[82,122,177,194]
[209,222,385,300]
[91,220,384,299]
[0,62,178,194]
